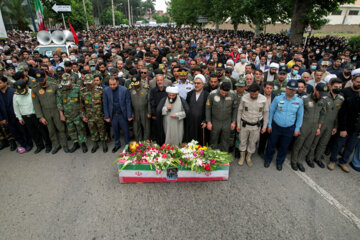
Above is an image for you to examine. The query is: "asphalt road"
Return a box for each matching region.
[0,143,359,240]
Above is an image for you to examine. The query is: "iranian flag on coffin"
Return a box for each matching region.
[118,160,230,183]
[35,0,47,31]
[116,140,232,183]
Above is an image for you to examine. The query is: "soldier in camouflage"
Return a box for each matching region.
[57,73,88,153]
[80,74,108,153]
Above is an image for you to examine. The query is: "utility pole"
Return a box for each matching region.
[111,0,115,26]
[82,0,90,31]
[128,0,131,26]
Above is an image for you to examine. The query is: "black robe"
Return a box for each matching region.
[155,96,191,146]
[185,89,210,145]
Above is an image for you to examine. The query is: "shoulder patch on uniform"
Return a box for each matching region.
[143,84,149,89]
[338,95,344,100]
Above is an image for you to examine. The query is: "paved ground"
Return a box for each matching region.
[0,143,359,240]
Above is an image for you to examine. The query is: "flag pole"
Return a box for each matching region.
[26,0,37,32]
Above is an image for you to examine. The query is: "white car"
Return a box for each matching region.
[35,42,76,59]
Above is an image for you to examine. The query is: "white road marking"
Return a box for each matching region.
[286,163,360,230]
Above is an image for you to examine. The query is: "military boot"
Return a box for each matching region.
[69,142,80,153]
[9,140,17,151]
[238,152,245,166]
[81,143,88,153]
[102,141,108,153]
[246,153,253,167]
[234,148,240,158]
[91,142,99,153]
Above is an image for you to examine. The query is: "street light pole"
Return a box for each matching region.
[82,0,89,31]
[111,0,115,26]
[127,0,131,26]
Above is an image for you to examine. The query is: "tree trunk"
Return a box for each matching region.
[255,23,262,37]
[289,0,311,45]
[215,22,219,32]
[233,22,238,32]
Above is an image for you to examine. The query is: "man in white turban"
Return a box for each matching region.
[156,86,190,145]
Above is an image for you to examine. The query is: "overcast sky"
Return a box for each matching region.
[154,0,168,12]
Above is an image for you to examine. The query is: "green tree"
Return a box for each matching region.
[100,7,127,25]
[1,0,30,31]
[288,0,355,44]
[41,0,94,30]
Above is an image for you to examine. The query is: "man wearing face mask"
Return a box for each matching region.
[57,73,88,153]
[286,64,301,81]
[88,60,97,74]
[80,74,107,153]
[290,83,327,172]
[337,63,353,87]
[234,54,247,75]
[156,86,190,145]
[342,71,360,100]
[264,62,279,82]
[307,78,344,169]
[329,75,360,173]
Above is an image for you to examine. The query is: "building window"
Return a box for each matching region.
[332,10,342,15]
[349,10,359,15]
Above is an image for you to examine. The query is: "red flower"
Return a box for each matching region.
[166,145,171,150]
[210,159,216,165]
[161,144,165,150]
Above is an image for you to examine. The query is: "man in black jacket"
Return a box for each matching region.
[150,74,168,142]
[329,91,360,172]
[185,74,209,145]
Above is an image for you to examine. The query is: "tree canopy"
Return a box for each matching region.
[168,0,355,44]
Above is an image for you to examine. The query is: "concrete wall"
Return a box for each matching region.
[205,23,360,34]
[326,6,360,25]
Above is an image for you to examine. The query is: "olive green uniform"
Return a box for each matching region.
[57,84,87,144]
[291,94,326,164]
[129,85,151,141]
[206,89,238,152]
[32,82,67,148]
[80,86,107,142]
[307,92,344,162]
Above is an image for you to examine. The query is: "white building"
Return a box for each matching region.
[327,0,360,25]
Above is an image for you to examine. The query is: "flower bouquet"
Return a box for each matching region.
[116,140,233,183]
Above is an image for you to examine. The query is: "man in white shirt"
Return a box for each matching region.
[234,54,247,75]
[13,80,52,154]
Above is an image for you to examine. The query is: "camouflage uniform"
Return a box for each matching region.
[0,122,14,143]
[80,85,107,142]
[273,79,287,96]
[129,79,151,141]
[57,78,86,144]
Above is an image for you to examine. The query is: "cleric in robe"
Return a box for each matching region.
[156,86,190,145]
[185,74,209,145]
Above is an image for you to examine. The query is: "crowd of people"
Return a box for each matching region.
[0,27,359,173]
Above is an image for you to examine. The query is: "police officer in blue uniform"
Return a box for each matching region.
[264,80,304,171]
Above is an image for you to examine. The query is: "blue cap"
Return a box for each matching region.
[287,80,298,90]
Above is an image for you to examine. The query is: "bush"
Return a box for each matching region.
[348,35,360,51]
